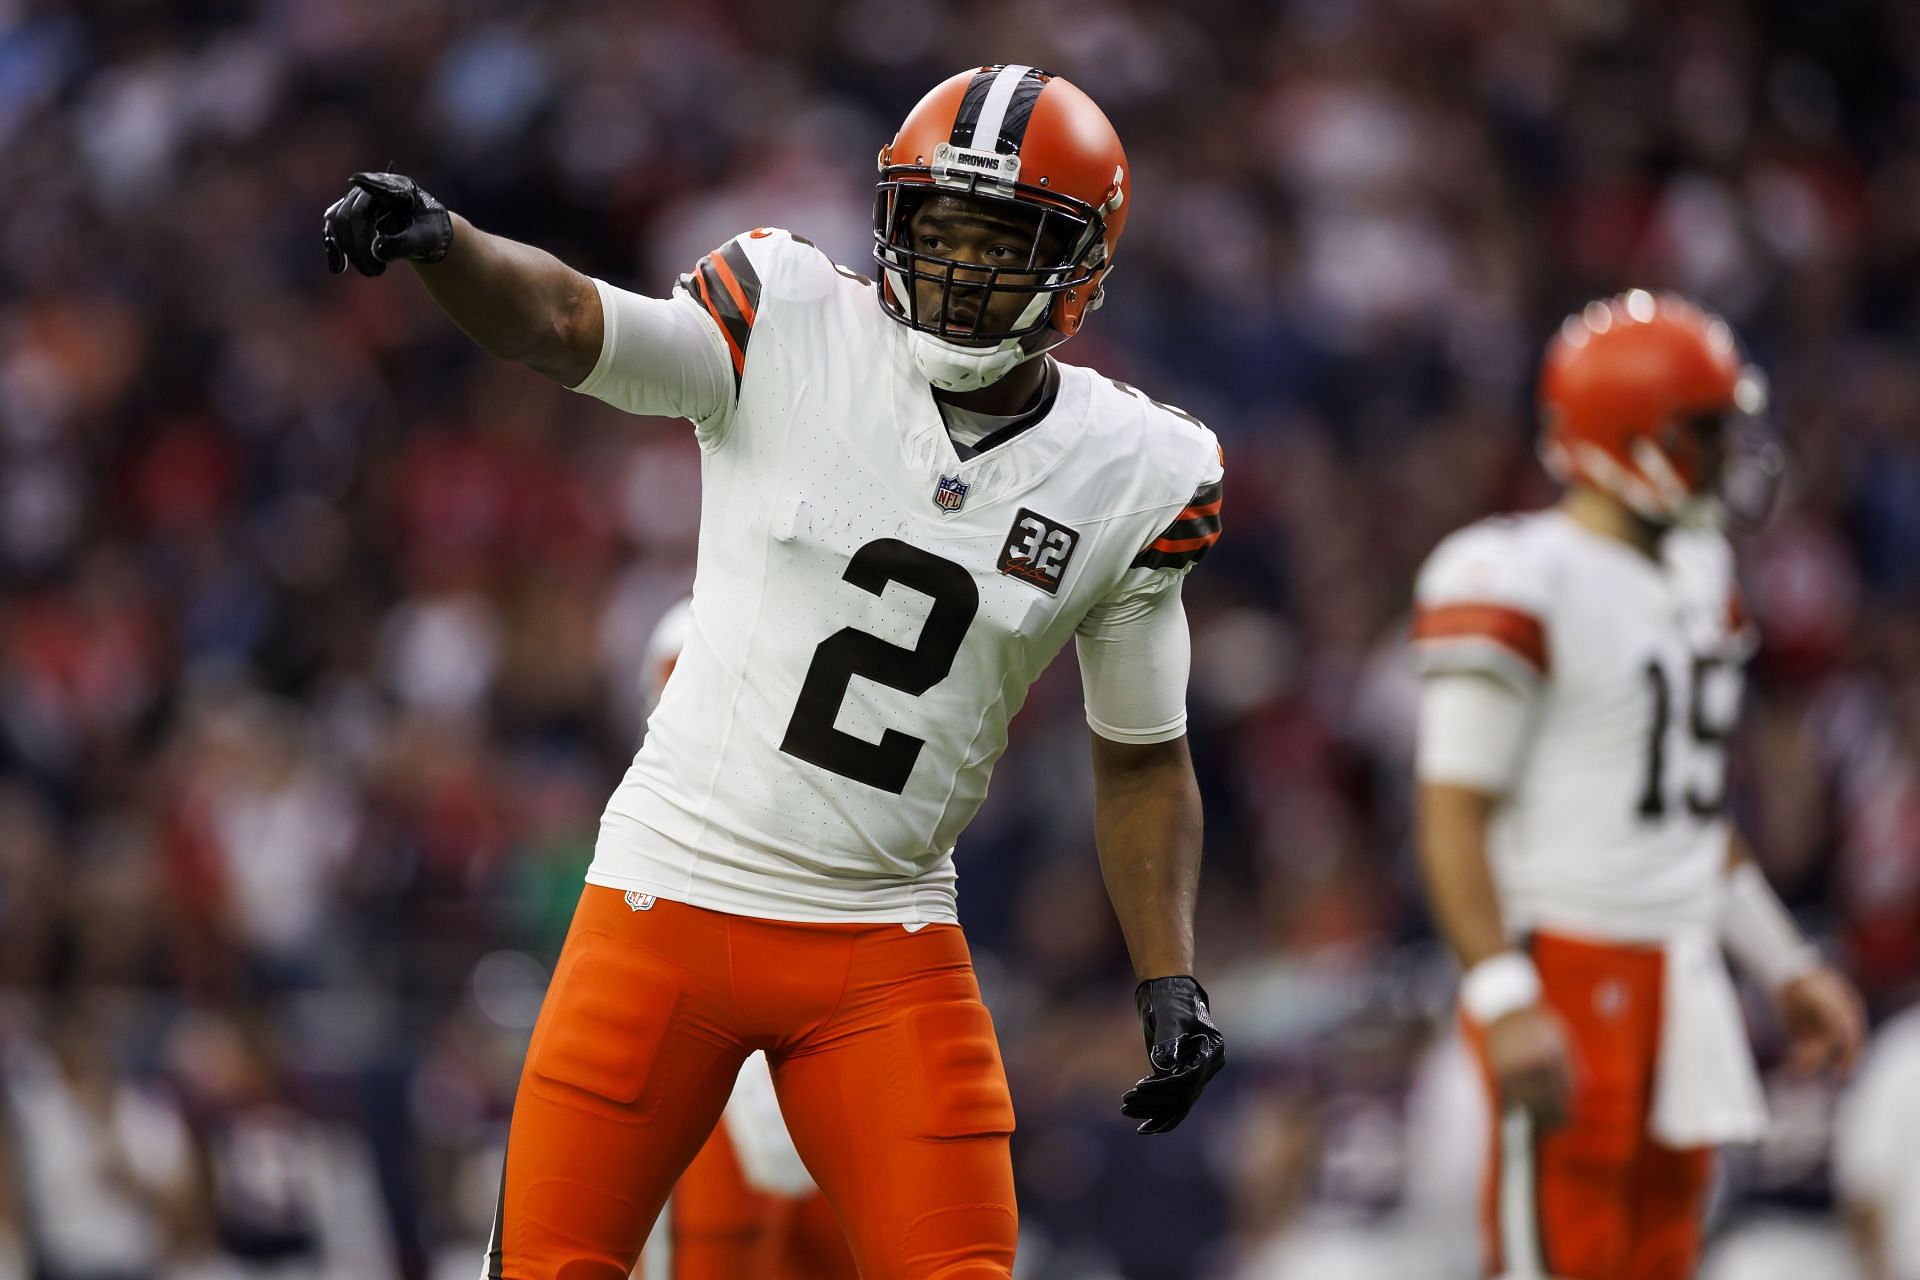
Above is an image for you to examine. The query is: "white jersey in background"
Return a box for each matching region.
[1836,1005,1920,1280]
[572,228,1223,925]
[1413,509,1753,942]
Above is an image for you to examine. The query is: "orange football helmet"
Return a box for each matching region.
[1540,290,1772,521]
[874,65,1129,389]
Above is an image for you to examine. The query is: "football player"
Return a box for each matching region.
[326,65,1227,1280]
[1411,291,1865,1280]
[633,599,857,1280]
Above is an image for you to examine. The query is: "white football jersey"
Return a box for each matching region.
[1413,510,1754,941]
[575,228,1223,924]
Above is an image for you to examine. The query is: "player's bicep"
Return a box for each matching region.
[569,279,735,432]
[1076,568,1191,745]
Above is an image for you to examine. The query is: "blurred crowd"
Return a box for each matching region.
[3,0,1920,1276]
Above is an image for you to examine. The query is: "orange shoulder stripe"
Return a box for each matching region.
[693,271,746,376]
[1413,602,1549,674]
[1151,529,1222,554]
[708,252,758,327]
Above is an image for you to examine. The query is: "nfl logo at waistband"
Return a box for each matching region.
[934,475,969,512]
[624,890,656,912]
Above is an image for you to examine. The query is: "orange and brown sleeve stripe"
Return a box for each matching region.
[1412,602,1549,675]
[676,240,763,390]
[1133,479,1223,570]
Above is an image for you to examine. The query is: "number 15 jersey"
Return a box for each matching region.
[1412,510,1753,941]
[570,228,1223,925]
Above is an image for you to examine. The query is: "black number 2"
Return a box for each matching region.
[1637,655,1735,820]
[780,539,979,793]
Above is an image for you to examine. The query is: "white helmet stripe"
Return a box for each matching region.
[970,64,1035,152]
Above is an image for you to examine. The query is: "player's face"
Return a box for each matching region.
[1675,410,1729,495]
[903,194,1071,345]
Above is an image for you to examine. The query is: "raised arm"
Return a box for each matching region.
[415,213,602,386]
[323,172,602,386]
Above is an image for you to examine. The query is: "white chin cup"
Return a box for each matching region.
[907,329,1029,392]
[1672,494,1727,531]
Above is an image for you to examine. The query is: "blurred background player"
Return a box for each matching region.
[632,598,856,1280]
[324,64,1229,1278]
[0,996,203,1279]
[1412,291,1865,1280]
[1834,993,1920,1280]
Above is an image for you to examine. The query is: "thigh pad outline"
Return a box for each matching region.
[531,933,686,1112]
[901,999,1015,1141]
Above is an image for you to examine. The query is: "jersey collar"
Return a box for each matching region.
[935,360,1061,460]
[889,332,1091,513]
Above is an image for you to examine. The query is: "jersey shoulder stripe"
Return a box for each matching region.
[1133,477,1224,570]
[1412,512,1562,688]
[677,240,763,387]
[1412,601,1549,677]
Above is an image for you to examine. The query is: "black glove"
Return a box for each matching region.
[1120,975,1225,1135]
[323,171,453,277]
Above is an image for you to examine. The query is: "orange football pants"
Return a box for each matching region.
[634,1124,857,1280]
[488,886,1017,1280]
[1468,932,1713,1280]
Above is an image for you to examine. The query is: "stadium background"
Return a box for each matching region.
[2,0,1919,1276]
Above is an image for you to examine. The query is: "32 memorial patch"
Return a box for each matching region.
[998,509,1080,595]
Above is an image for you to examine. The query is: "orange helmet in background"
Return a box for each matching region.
[1539,290,1771,522]
[875,65,1129,390]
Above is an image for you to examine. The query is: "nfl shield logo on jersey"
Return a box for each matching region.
[933,475,969,512]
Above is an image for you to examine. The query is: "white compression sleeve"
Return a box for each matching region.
[1415,673,1534,794]
[569,279,736,432]
[1722,860,1819,991]
[1075,570,1192,744]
